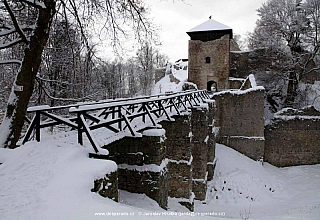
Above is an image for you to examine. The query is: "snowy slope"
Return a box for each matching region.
[152,61,189,95]
[0,139,220,220]
[195,144,320,220]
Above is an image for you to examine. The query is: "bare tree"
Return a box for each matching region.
[0,0,155,148]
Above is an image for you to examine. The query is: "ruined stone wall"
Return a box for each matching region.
[160,115,194,210]
[155,68,166,84]
[228,78,245,90]
[213,87,265,160]
[190,106,209,200]
[188,35,230,90]
[101,104,216,209]
[265,108,320,167]
[92,171,119,202]
[105,132,168,209]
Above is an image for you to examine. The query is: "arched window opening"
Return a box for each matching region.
[207,80,217,92]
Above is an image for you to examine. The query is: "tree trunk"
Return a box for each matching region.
[0,1,56,148]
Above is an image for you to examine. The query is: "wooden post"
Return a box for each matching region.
[77,112,83,145]
[35,111,41,142]
[118,106,122,131]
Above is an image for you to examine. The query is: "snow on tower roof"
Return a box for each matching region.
[187,19,231,33]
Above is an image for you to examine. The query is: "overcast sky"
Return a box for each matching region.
[147,0,267,62]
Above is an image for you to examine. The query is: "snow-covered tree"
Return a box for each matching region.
[0,0,154,149]
[250,0,309,52]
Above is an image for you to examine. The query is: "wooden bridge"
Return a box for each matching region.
[23,90,209,155]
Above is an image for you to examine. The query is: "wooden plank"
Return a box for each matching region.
[178,96,187,110]
[158,101,172,121]
[89,119,120,133]
[77,113,83,146]
[89,153,109,160]
[24,116,32,124]
[144,103,157,126]
[22,115,37,144]
[171,99,181,115]
[35,112,40,142]
[42,112,78,129]
[122,115,136,136]
[80,115,100,153]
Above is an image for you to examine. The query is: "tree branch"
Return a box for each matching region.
[3,0,29,44]
[0,25,35,37]
[0,59,22,65]
[36,77,100,102]
[19,0,47,10]
[0,37,23,49]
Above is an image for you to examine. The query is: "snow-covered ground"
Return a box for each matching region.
[153,61,189,95]
[1,138,319,220]
[198,144,320,219]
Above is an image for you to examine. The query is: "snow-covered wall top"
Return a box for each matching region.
[213,86,265,97]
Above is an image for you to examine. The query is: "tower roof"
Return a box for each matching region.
[187,19,231,33]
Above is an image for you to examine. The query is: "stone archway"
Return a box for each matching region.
[207,80,217,92]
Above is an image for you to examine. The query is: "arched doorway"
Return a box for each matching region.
[207,80,217,92]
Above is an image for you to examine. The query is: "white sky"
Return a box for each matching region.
[147,0,267,62]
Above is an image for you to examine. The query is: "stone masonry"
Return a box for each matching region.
[190,106,210,201]
[160,115,194,211]
[205,100,216,181]
[213,87,265,161]
[265,107,320,167]
[91,171,119,202]
[101,104,216,209]
[188,35,230,91]
[104,131,168,209]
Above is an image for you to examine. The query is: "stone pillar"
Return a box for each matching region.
[104,129,168,209]
[190,105,209,201]
[160,114,194,211]
[205,100,216,181]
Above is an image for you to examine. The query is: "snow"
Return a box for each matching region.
[118,159,168,173]
[194,144,320,219]
[153,75,185,95]
[213,86,265,97]
[142,128,166,137]
[228,136,265,141]
[27,105,51,112]
[0,117,11,148]
[1,137,320,219]
[228,77,245,82]
[0,141,118,220]
[187,19,231,33]
[152,60,189,95]
[249,74,257,87]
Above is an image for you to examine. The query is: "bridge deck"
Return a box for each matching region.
[23,90,209,154]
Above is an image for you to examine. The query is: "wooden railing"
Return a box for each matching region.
[23,90,209,154]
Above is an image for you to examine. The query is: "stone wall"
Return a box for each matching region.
[265,107,320,167]
[160,115,194,210]
[104,131,168,209]
[155,68,166,84]
[213,87,265,160]
[188,35,230,91]
[101,105,216,209]
[190,106,209,200]
[91,171,119,202]
[228,78,245,90]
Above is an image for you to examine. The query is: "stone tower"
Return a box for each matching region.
[187,19,232,91]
